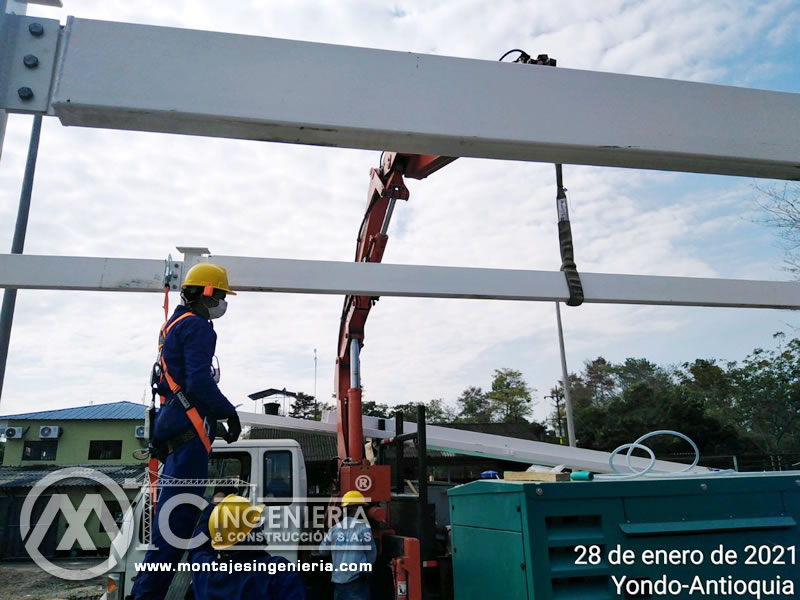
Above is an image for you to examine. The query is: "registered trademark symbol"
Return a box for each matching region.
[354,475,372,491]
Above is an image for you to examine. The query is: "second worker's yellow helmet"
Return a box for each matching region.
[342,490,367,506]
[208,494,265,550]
[182,263,236,296]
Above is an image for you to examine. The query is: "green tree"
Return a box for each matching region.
[426,398,458,424]
[456,386,493,422]
[362,400,392,419]
[756,183,800,274]
[680,359,731,401]
[487,368,534,423]
[288,392,318,420]
[393,402,422,422]
[611,358,672,393]
[726,334,800,454]
[569,357,748,455]
[544,385,567,443]
[584,357,615,405]
[387,399,456,424]
[316,401,335,419]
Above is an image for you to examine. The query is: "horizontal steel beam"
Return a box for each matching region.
[1,253,798,309]
[1,16,798,178]
[0,254,174,292]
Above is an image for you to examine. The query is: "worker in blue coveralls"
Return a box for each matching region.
[188,493,306,600]
[319,491,377,600]
[128,263,242,600]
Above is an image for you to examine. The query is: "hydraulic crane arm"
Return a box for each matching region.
[335,152,455,462]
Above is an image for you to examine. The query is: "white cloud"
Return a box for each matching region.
[0,1,795,427]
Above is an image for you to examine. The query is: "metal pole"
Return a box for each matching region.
[313,348,317,418]
[0,115,42,403]
[394,412,404,493]
[555,302,576,447]
[417,403,430,564]
[380,198,397,235]
[349,339,360,388]
[0,110,7,162]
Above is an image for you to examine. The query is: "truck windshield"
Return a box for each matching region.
[208,451,252,499]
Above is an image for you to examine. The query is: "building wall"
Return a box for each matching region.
[0,485,141,559]
[2,419,148,467]
[54,487,140,553]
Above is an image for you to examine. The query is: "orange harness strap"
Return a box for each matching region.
[159,312,213,454]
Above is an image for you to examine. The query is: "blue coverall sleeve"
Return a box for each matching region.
[268,564,307,600]
[318,527,333,556]
[182,320,237,419]
[366,528,377,564]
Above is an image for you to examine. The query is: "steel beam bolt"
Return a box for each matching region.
[17,87,34,101]
[23,55,39,69]
[28,22,44,37]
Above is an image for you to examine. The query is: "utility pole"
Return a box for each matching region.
[555,302,576,447]
[544,391,564,444]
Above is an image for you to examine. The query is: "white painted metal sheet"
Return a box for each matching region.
[2,253,799,309]
[239,411,708,474]
[0,254,170,292]
[45,18,800,180]
[0,15,60,113]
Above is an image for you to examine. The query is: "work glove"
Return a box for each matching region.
[223,413,241,443]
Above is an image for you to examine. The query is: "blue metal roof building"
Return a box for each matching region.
[1,402,147,468]
[0,401,145,421]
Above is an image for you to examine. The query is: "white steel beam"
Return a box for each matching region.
[1,16,798,179]
[240,411,708,474]
[1,253,799,309]
[0,254,177,292]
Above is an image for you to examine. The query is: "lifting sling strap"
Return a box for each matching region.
[555,164,584,306]
[156,312,213,454]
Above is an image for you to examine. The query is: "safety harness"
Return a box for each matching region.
[153,311,213,454]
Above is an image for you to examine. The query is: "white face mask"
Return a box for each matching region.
[208,298,227,320]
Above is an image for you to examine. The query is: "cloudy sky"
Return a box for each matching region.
[1,0,798,425]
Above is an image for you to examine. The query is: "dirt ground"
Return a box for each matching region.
[0,561,105,600]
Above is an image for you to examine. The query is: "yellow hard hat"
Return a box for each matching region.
[208,494,265,550]
[342,490,367,506]
[182,263,236,295]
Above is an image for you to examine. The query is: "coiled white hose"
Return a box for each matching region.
[593,430,734,480]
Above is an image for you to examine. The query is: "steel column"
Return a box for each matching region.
[0,114,41,402]
[395,412,404,493]
[416,404,430,564]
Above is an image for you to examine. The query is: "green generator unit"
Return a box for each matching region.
[448,473,800,599]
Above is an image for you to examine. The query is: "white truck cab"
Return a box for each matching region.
[106,439,308,600]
